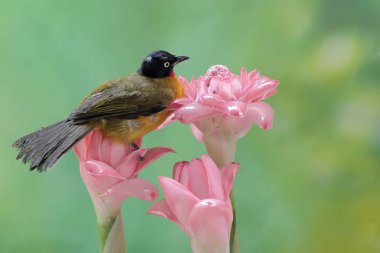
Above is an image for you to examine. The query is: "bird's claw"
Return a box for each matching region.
[132,142,140,151]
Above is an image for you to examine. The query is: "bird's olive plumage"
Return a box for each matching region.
[74,74,183,142]
[13,50,189,171]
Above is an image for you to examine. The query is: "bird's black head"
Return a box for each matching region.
[138,50,189,78]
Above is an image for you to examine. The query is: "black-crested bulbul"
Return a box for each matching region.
[13,50,189,172]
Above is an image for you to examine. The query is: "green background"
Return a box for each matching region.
[1,0,379,252]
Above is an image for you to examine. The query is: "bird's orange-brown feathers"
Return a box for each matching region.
[13,50,188,171]
[78,73,183,143]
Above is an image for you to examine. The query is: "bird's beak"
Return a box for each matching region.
[174,55,190,65]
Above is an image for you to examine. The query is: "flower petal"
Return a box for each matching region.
[240,78,279,102]
[179,76,196,99]
[74,130,100,161]
[207,78,222,97]
[190,124,204,142]
[189,199,232,253]
[239,67,249,88]
[100,138,130,168]
[116,149,147,178]
[73,139,87,161]
[173,104,219,123]
[173,161,190,186]
[220,163,239,200]
[199,94,226,106]
[81,160,124,195]
[248,69,260,84]
[223,102,274,139]
[159,176,199,234]
[231,75,243,98]
[218,79,236,100]
[187,158,210,199]
[105,178,159,202]
[195,76,209,99]
[135,146,174,174]
[85,129,104,161]
[73,130,97,161]
[168,98,195,109]
[147,199,178,223]
[246,102,274,130]
[199,96,249,116]
[202,155,225,200]
[215,100,247,117]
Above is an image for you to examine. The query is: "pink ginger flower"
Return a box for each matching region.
[167,65,279,141]
[74,129,172,221]
[148,155,239,253]
[73,129,172,252]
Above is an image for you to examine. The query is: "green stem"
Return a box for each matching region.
[229,190,238,253]
[97,212,126,253]
[98,217,116,252]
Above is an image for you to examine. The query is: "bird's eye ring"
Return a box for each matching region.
[164,62,170,68]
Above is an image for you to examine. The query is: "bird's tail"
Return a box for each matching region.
[13,120,93,172]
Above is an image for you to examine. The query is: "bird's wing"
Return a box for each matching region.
[69,76,171,124]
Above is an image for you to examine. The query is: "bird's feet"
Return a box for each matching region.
[132,142,140,151]
[131,142,145,161]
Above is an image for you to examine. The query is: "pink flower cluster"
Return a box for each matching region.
[74,129,172,221]
[167,65,279,140]
[148,155,239,253]
[74,64,278,253]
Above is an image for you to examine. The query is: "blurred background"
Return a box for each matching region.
[1,0,379,252]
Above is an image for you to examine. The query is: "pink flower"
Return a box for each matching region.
[165,65,279,141]
[148,155,239,253]
[73,129,173,223]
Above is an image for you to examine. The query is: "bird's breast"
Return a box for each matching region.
[100,75,183,143]
[101,110,171,143]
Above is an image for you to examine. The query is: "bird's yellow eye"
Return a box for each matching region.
[164,62,170,68]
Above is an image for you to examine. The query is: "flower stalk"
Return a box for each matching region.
[97,212,125,253]
[197,117,239,253]
[229,190,238,253]
[198,116,236,167]
[164,65,279,252]
[74,130,172,253]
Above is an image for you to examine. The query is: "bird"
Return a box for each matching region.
[13,50,189,172]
